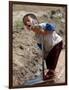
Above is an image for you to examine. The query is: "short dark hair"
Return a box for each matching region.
[23,13,38,25]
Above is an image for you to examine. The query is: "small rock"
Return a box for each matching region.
[19,45,24,50]
[61,18,65,23]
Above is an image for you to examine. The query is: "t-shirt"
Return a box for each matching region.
[35,23,62,52]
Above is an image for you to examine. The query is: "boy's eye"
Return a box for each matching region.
[27,20,30,22]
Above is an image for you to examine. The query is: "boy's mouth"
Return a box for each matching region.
[28,25,31,27]
[26,25,32,30]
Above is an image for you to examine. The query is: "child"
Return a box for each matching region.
[23,13,63,80]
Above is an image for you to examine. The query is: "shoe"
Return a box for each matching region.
[43,70,55,80]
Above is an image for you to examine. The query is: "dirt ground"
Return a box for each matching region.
[12,4,66,87]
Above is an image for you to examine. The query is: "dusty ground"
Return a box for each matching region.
[12,4,66,87]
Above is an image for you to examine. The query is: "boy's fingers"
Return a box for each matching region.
[31,25,42,30]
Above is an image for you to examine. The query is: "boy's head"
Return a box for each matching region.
[23,13,39,30]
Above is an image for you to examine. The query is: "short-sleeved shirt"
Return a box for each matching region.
[35,23,62,52]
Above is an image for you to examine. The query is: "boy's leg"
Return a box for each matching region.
[46,41,63,70]
[44,41,63,80]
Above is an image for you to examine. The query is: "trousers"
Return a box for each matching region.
[37,41,63,70]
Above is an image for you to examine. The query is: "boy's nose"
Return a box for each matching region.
[26,21,31,25]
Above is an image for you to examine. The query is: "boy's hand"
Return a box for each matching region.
[31,25,43,31]
[31,25,45,34]
[31,25,41,30]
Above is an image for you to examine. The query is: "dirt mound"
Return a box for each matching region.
[13,30,43,86]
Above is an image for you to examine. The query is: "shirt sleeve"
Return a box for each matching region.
[39,23,56,31]
[39,23,47,30]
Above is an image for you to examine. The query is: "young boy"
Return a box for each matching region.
[23,13,63,80]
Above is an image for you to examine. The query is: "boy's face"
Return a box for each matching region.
[24,16,34,30]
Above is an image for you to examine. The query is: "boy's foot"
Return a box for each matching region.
[43,70,55,80]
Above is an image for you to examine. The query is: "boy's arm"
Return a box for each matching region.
[31,25,52,35]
